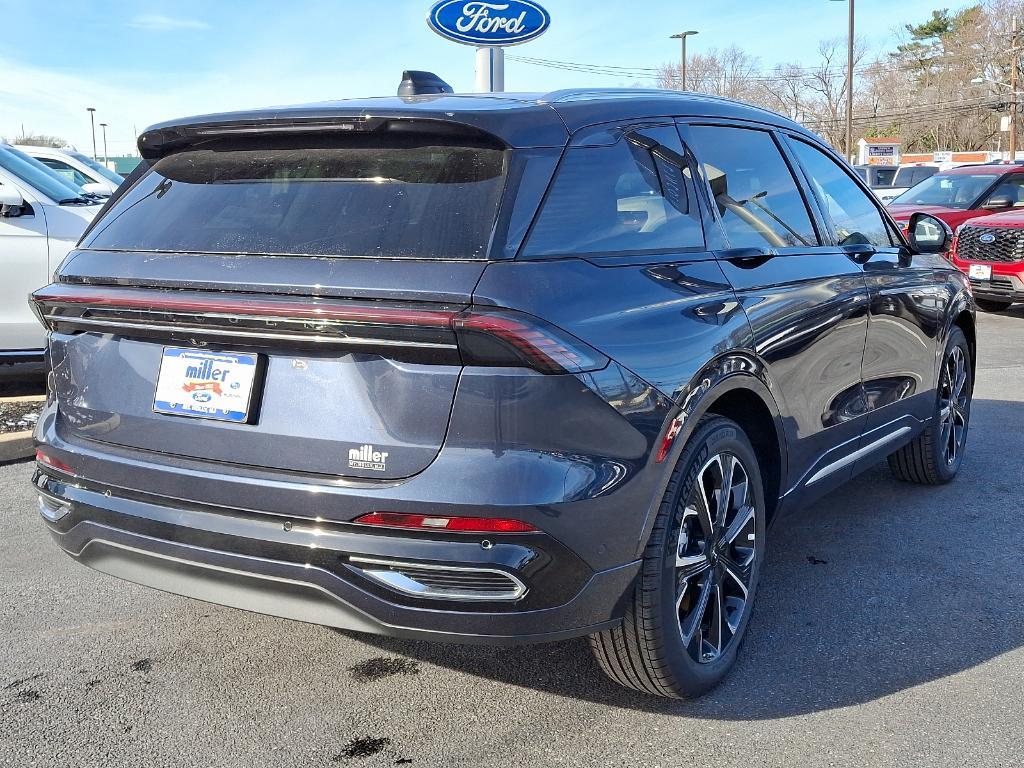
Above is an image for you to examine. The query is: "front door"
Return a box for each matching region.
[783,136,943,440]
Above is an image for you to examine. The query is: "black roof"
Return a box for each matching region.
[138,88,814,157]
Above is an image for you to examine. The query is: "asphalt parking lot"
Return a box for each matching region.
[2,309,1023,768]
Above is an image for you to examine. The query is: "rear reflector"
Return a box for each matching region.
[354,512,537,533]
[31,284,608,375]
[35,449,74,475]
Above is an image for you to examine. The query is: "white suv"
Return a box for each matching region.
[14,145,124,197]
[0,145,102,358]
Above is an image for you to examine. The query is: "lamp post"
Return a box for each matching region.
[99,123,109,166]
[86,107,97,161]
[828,0,855,160]
[670,30,699,91]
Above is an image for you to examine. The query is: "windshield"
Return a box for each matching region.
[68,150,124,185]
[0,144,88,202]
[874,167,897,186]
[83,135,507,259]
[891,172,999,209]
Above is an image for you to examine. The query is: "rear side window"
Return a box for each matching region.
[82,135,506,259]
[522,127,704,256]
[686,126,817,249]
[788,139,893,247]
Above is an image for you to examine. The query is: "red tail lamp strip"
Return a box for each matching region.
[31,284,608,374]
[354,512,537,533]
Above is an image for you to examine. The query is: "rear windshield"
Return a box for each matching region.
[82,135,507,259]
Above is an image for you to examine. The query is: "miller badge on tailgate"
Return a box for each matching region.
[153,348,259,423]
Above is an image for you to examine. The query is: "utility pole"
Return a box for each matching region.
[99,123,109,166]
[670,31,698,91]
[86,107,97,160]
[1011,16,1019,163]
[845,0,855,162]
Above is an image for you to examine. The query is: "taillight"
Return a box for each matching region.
[30,284,608,375]
[454,308,608,374]
[354,512,537,533]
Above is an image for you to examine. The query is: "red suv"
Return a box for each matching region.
[949,210,1024,311]
[888,162,1024,234]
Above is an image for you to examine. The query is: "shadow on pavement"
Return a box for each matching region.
[342,396,1024,718]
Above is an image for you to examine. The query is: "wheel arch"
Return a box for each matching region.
[633,366,789,559]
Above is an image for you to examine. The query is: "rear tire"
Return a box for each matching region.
[974,298,1013,312]
[588,416,766,698]
[887,327,972,485]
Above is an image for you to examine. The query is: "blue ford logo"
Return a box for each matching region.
[192,392,212,403]
[979,232,997,244]
[427,1,550,46]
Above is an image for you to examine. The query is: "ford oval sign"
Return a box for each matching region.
[979,232,997,244]
[427,1,550,47]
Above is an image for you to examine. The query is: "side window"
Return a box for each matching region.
[983,174,1024,208]
[39,158,90,188]
[789,139,893,247]
[685,125,817,249]
[523,127,704,256]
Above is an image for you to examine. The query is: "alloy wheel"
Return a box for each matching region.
[939,345,969,466]
[675,452,758,664]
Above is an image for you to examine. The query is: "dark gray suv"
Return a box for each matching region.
[31,88,975,698]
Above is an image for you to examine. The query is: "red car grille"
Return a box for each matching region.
[956,225,1024,263]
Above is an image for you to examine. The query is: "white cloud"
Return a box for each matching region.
[127,14,210,32]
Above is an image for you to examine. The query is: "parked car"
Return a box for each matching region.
[950,211,1024,310]
[30,84,975,699]
[14,145,124,197]
[878,164,940,204]
[0,144,101,360]
[888,161,1024,234]
[853,164,940,204]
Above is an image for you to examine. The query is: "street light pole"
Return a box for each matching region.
[86,107,97,161]
[1011,16,1019,163]
[99,123,109,166]
[670,31,698,91]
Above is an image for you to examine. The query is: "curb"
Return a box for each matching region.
[0,395,44,463]
[0,431,34,463]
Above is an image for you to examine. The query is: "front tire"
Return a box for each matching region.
[887,326,972,484]
[589,416,766,698]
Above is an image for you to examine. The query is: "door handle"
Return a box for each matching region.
[717,247,777,266]
[841,243,877,264]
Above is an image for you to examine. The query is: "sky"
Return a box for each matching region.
[1,0,951,156]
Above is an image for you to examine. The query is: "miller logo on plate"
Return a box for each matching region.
[426,0,550,46]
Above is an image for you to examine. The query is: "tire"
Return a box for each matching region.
[887,326,972,485]
[974,298,1013,313]
[588,416,766,698]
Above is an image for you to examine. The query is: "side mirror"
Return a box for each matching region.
[0,185,25,217]
[982,195,1013,210]
[81,182,110,197]
[908,212,952,254]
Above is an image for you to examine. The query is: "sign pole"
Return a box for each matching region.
[475,47,504,92]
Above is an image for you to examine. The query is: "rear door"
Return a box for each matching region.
[680,121,870,498]
[43,131,514,480]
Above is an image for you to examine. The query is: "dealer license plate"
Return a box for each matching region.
[153,348,259,423]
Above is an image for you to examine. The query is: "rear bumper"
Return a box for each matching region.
[34,469,639,645]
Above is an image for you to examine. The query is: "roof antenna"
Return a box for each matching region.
[398,71,454,97]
